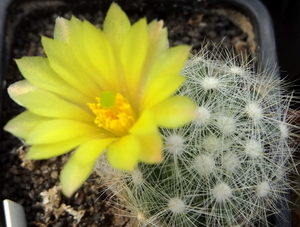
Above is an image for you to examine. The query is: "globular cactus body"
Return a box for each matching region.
[96,50,295,227]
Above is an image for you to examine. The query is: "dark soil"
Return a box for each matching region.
[1,0,255,226]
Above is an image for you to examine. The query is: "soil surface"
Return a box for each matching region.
[1,0,255,226]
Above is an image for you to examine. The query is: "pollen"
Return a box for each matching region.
[88,92,136,137]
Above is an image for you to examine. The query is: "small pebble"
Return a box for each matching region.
[51,171,59,179]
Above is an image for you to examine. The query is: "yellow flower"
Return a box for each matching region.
[4,3,196,197]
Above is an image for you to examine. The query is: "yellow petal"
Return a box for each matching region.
[147,45,190,83]
[67,18,96,74]
[82,20,120,92]
[107,134,141,171]
[26,119,106,144]
[130,110,156,134]
[142,74,185,111]
[53,17,70,43]
[12,88,93,121]
[130,111,163,163]
[151,96,196,128]
[4,111,50,140]
[138,130,163,164]
[65,17,113,92]
[60,138,116,197]
[7,80,37,106]
[67,17,85,60]
[141,45,190,110]
[41,36,100,98]
[103,2,131,52]
[146,20,169,63]
[15,57,90,108]
[26,132,107,159]
[120,18,148,99]
[68,16,83,47]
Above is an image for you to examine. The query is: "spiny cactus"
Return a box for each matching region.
[95,49,296,227]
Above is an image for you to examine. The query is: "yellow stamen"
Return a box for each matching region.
[88,92,136,137]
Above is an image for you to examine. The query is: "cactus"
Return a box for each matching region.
[95,48,296,227]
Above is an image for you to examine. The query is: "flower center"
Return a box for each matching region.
[88,91,136,137]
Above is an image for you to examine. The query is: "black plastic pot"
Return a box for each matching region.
[0,0,11,227]
[260,0,300,83]
[0,0,290,227]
